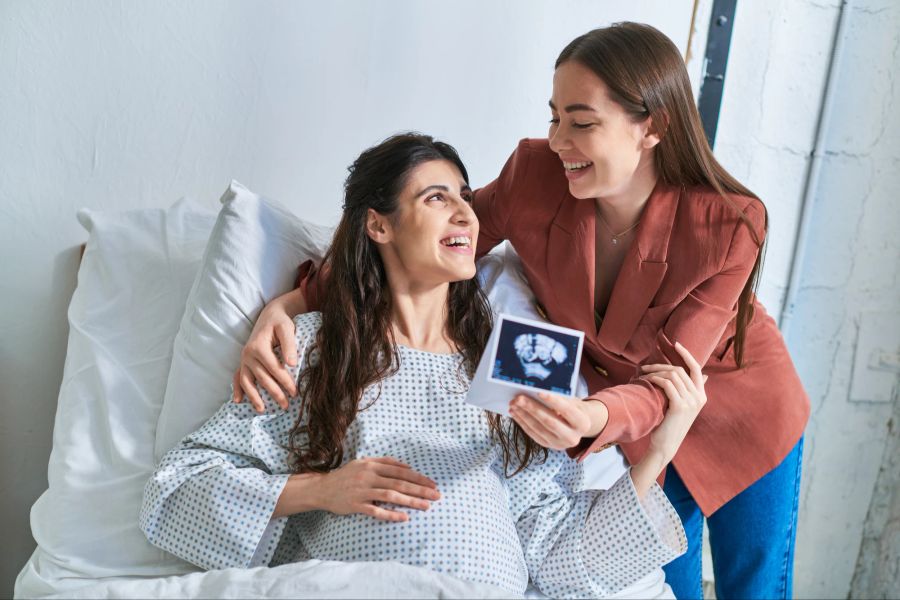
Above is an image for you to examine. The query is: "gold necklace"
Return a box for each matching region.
[597,213,640,245]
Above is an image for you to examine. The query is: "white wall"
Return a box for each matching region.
[714,0,900,597]
[0,1,699,594]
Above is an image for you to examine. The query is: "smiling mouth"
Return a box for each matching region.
[563,161,593,171]
[439,235,472,249]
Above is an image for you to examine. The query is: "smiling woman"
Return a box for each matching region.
[489,24,809,600]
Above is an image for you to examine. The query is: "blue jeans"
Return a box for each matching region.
[662,437,804,600]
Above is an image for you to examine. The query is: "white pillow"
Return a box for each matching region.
[154,181,333,459]
[16,199,217,598]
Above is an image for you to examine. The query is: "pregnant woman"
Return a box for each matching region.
[235,23,810,600]
[141,133,706,598]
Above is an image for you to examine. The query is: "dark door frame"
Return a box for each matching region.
[697,0,738,148]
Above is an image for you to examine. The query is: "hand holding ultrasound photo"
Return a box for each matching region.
[466,314,585,416]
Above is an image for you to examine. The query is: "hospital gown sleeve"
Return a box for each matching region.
[513,457,687,598]
[139,313,321,570]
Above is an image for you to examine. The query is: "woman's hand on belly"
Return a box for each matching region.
[276,456,442,522]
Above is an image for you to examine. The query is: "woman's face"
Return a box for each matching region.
[371,159,478,286]
[548,60,658,201]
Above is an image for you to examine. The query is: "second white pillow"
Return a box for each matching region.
[154,181,333,459]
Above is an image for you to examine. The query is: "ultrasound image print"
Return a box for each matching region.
[491,318,580,395]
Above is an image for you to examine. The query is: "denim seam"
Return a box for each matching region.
[697,517,705,600]
[779,438,804,598]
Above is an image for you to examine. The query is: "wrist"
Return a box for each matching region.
[266,288,306,319]
[642,447,671,473]
[274,472,326,517]
[282,287,308,316]
[583,399,609,438]
[630,448,670,499]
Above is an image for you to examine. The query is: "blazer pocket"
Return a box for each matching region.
[638,301,680,332]
[715,336,735,362]
[622,301,680,362]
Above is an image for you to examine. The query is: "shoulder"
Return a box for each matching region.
[678,186,766,242]
[282,311,322,372]
[495,138,563,181]
[509,138,560,173]
[488,138,568,211]
[293,311,323,341]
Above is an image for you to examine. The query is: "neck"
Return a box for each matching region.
[385,274,454,354]
[595,157,658,232]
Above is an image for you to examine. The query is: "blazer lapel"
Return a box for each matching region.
[545,196,596,336]
[597,182,680,355]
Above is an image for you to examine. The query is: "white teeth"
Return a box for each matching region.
[563,161,593,171]
[441,235,471,247]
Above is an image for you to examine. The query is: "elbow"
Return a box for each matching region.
[137,490,162,546]
[137,476,173,549]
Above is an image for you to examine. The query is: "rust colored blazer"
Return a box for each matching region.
[301,138,810,515]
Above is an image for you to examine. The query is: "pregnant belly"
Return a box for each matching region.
[295,438,528,593]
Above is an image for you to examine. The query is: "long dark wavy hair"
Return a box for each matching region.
[557,23,766,367]
[287,133,547,476]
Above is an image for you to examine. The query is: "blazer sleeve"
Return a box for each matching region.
[472,140,533,260]
[294,259,329,313]
[580,200,766,455]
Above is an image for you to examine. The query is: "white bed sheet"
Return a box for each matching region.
[37,560,511,600]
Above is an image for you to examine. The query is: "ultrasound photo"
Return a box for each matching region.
[489,316,581,396]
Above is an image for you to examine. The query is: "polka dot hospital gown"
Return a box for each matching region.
[141,313,686,598]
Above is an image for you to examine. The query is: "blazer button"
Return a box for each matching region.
[593,364,609,377]
[533,300,549,321]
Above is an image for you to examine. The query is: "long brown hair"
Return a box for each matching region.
[557,22,766,366]
[288,133,547,475]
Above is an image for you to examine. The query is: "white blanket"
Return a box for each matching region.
[38,560,511,599]
[32,561,672,599]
